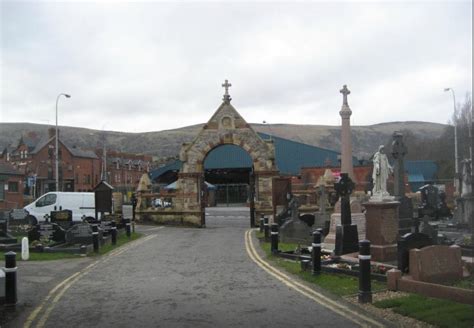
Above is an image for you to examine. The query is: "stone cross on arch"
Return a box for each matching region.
[340,85,350,106]
[222,79,232,95]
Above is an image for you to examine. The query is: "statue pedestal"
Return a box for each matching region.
[363,201,400,262]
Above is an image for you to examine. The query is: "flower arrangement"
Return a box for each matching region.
[371,264,388,275]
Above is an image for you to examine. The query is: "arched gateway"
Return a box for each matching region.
[157,81,279,227]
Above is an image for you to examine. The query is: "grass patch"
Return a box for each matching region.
[92,232,142,256]
[374,294,474,328]
[14,232,143,261]
[17,252,82,261]
[259,239,385,296]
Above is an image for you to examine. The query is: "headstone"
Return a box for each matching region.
[0,213,17,244]
[409,245,463,283]
[299,214,315,227]
[314,185,330,229]
[9,208,29,221]
[323,199,366,250]
[65,223,93,245]
[280,197,312,245]
[28,222,65,244]
[437,191,451,218]
[333,173,359,255]
[397,232,433,273]
[418,184,438,218]
[50,210,73,230]
[419,215,438,243]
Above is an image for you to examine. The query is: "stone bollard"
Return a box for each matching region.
[358,240,372,303]
[270,223,279,254]
[111,221,117,246]
[263,217,270,242]
[301,259,310,271]
[125,218,131,238]
[4,251,17,306]
[312,231,322,275]
[92,224,99,253]
[259,214,265,233]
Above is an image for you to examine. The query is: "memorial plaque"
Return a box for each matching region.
[9,209,29,221]
[50,210,73,229]
[66,223,93,245]
[122,205,133,220]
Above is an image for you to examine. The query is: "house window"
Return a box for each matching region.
[8,181,19,192]
[0,182,4,200]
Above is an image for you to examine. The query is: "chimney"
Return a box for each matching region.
[48,127,58,139]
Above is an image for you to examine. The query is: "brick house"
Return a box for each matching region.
[98,150,152,194]
[7,128,100,197]
[0,162,24,209]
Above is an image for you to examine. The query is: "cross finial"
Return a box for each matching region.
[222,79,232,96]
[222,79,232,103]
[340,85,350,106]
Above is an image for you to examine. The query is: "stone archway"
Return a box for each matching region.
[172,82,279,227]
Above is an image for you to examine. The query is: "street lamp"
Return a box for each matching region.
[444,88,459,194]
[262,120,273,141]
[55,93,71,192]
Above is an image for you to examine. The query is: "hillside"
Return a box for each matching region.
[0,121,447,160]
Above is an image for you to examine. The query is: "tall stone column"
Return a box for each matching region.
[339,85,355,180]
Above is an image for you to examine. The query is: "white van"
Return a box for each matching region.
[24,192,95,224]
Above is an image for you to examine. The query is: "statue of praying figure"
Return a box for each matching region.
[371,145,394,200]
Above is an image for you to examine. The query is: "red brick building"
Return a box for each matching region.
[6,129,100,197]
[99,150,152,194]
[0,162,24,209]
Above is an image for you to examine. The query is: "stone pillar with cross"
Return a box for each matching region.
[339,85,355,181]
[391,131,407,198]
[222,79,232,104]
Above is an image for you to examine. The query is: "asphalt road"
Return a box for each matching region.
[5,207,383,328]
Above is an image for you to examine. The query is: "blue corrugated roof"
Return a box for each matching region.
[405,160,437,181]
[150,133,357,179]
[149,160,182,181]
[204,144,252,169]
[408,173,425,182]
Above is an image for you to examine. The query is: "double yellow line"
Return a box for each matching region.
[24,233,158,328]
[244,229,385,328]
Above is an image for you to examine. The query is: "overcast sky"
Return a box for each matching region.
[1,1,472,133]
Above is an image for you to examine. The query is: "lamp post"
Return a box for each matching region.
[55,93,71,192]
[444,88,459,195]
[262,120,273,141]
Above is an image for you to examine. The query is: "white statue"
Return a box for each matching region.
[371,145,394,201]
[461,159,472,197]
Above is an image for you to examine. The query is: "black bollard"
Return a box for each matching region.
[358,240,372,303]
[270,223,279,254]
[263,217,270,242]
[92,224,99,253]
[125,218,131,238]
[111,221,117,246]
[259,214,265,233]
[312,231,322,275]
[301,259,310,271]
[4,251,17,306]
